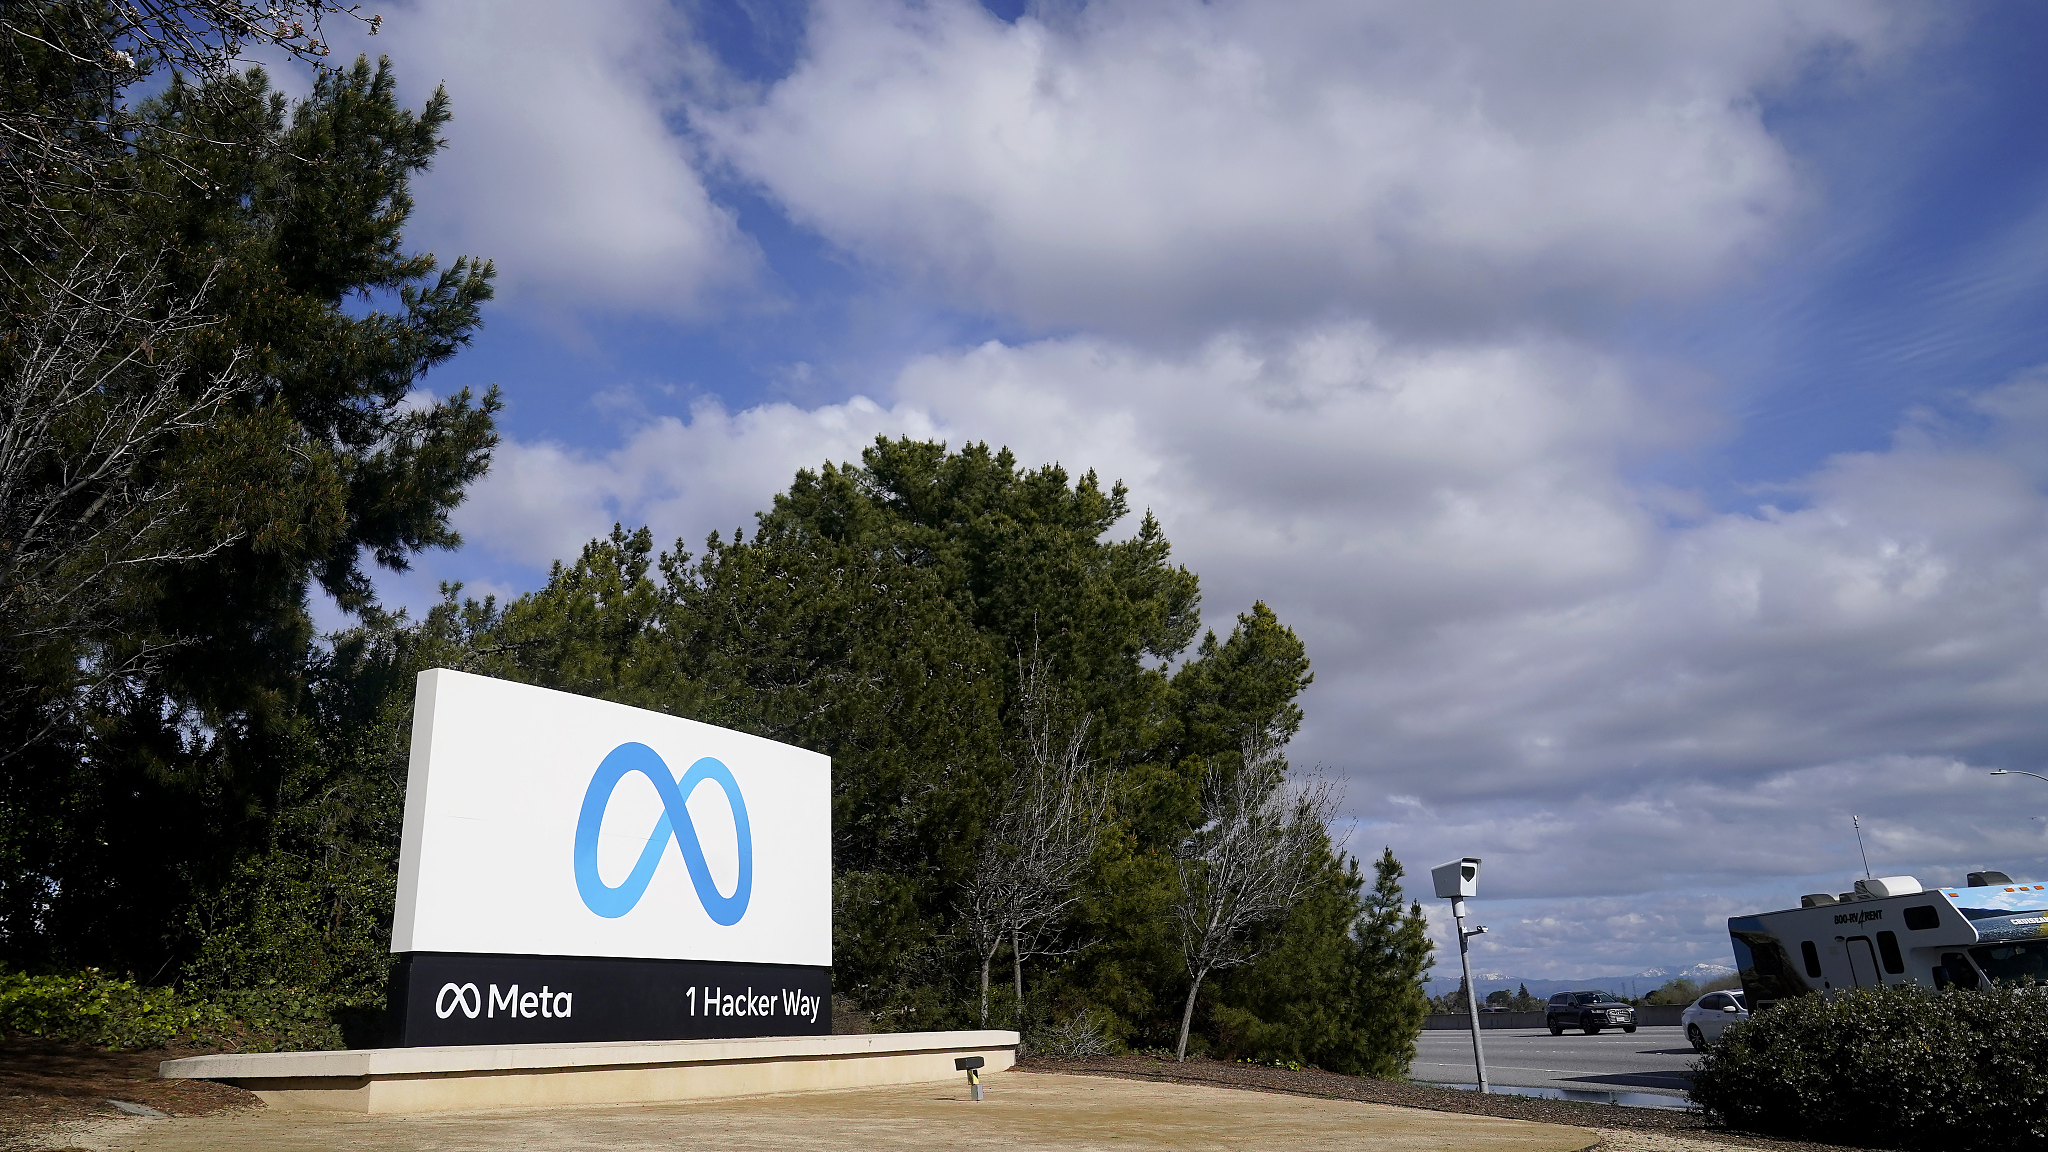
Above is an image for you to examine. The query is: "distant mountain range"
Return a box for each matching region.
[1423,962,1737,1001]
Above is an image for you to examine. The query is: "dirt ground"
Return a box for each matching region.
[22,1070,1598,1152]
[0,1038,255,1149]
[1017,1055,1872,1152]
[0,1040,1878,1152]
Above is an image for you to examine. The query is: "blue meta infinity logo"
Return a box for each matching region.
[572,742,752,925]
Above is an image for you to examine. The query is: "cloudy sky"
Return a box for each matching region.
[315,1,2048,978]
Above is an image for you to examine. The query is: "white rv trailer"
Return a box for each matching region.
[1728,870,2048,1009]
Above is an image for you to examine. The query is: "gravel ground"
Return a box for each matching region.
[1013,1055,1880,1152]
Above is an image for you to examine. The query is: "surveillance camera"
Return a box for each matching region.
[1432,857,1481,899]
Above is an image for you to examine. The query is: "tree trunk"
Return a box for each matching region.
[1175,966,1209,1062]
[979,941,998,1028]
[1012,924,1024,1031]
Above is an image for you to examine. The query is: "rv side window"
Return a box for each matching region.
[1801,940,1822,978]
[1876,931,1905,975]
[1902,905,1939,931]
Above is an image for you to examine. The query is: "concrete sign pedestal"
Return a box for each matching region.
[160,1030,1019,1114]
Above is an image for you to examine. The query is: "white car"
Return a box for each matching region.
[1682,990,1750,1050]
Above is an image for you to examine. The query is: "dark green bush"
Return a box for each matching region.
[1692,984,2048,1150]
[0,967,344,1052]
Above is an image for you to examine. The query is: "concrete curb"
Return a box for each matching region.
[160,1029,1019,1114]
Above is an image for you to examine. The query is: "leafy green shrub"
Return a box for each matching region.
[0,969,198,1049]
[1691,983,2048,1150]
[0,968,345,1052]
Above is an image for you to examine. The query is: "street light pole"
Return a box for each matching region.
[1432,858,1488,1095]
[1991,769,2048,784]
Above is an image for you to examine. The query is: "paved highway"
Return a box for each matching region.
[1409,1026,1697,1101]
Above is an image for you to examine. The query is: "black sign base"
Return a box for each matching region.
[387,953,832,1047]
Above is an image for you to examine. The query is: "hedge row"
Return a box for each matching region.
[1691,983,2048,1151]
[0,968,344,1051]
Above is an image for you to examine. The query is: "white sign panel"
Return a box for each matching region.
[391,669,831,966]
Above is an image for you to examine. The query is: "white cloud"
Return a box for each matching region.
[873,325,1695,717]
[1393,752,2048,977]
[706,0,1906,336]
[353,0,761,316]
[880,332,2048,795]
[1344,425,2048,801]
[453,394,944,570]
[445,327,2048,974]
[363,0,2048,977]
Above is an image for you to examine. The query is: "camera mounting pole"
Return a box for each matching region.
[1433,857,1488,1094]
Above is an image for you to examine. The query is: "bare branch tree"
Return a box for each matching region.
[1,3,361,759]
[0,247,254,760]
[959,653,1110,1029]
[1,1,379,244]
[1171,726,1335,1060]
[10,0,369,79]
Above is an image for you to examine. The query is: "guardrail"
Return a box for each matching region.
[1422,1006,1686,1030]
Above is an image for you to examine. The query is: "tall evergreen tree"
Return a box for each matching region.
[448,439,1429,1066]
[0,8,1436,1073]
[0,52,496,978]
[1347,849,1435,1076]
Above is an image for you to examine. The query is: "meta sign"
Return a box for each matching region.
[386,669,831,1046]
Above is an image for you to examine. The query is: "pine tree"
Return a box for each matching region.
[454,440,1373,1056]
[1346,848,1435,1076]
[1,51,496,976]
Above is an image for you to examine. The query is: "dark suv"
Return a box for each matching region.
[1546,990,1637,1035]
